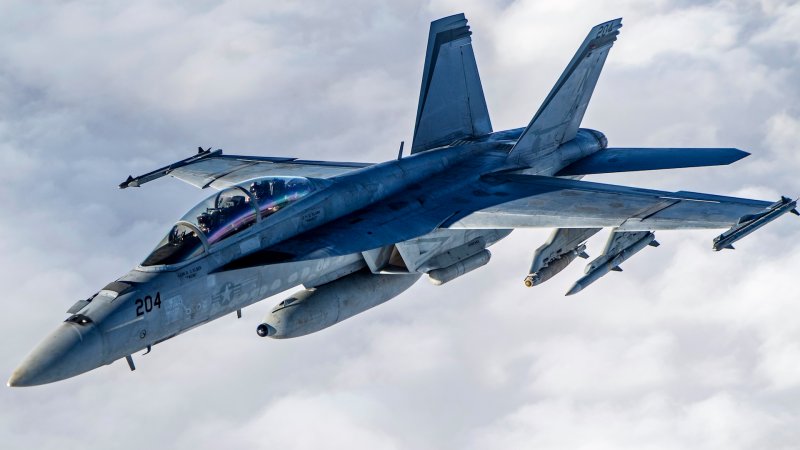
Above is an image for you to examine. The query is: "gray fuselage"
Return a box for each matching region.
[8,128,606,386]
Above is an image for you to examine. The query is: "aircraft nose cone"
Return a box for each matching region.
[8,322,104,387]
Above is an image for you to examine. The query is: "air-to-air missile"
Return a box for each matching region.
[566,231,658,296]
[713,196,798,251]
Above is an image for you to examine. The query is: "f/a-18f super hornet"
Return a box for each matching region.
[9,14,797,387]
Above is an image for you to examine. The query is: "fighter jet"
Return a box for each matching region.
[9,14,797,387]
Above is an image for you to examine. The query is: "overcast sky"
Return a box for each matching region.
[2,0,800,449]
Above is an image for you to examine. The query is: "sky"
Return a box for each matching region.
[2,0,800,448]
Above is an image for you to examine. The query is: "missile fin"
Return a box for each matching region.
[611,266,623,272]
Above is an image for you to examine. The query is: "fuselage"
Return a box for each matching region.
[8,127,606,387]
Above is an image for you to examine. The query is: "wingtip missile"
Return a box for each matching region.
[712,196,797,251]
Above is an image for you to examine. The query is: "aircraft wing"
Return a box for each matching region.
[119,148,371,190]
[448,174,778,231]
[215,172,792,271]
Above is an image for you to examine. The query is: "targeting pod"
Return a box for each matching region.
[524,228,600,287]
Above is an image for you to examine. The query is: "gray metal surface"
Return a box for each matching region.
[120,149,371,190]
[525,228,600,287]
[508,19,622,168]
[411,14,492,153]
[556,147,749,176]
[566,230,658,295]
[259,270,421,339]
[449,174,775,231]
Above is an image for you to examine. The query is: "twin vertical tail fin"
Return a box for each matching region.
[508,18,622,167]
[411,14,492,154]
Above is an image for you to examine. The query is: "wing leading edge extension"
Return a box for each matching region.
[119,148,372,190]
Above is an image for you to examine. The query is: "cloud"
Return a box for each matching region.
[467,393,785,450]
[2,1,800,449]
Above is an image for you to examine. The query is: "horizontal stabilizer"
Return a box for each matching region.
[557,147,749,176]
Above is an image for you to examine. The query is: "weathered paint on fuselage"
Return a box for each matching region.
[100,254,365,363]
[8,127,606,386]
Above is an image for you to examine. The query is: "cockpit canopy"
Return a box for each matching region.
[142,177,316,266]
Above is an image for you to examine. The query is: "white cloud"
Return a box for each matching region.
[183,393,404,450]
[2,1,800,449]
[467,393,784,450]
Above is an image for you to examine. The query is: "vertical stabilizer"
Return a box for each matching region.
[509,18,622,167]
[411,14,492,154]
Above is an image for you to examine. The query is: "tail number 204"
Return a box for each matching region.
[135,293,162,317]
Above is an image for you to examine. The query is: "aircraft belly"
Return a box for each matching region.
[121,254,365,352]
